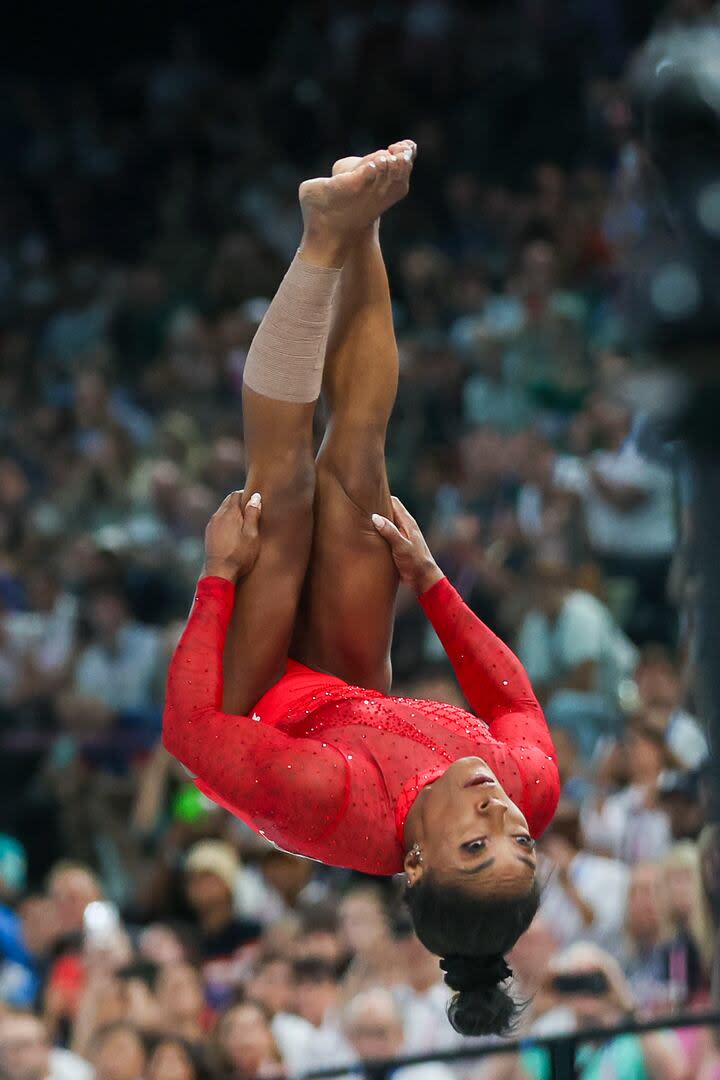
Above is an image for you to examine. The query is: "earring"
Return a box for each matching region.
[411,843,423,863]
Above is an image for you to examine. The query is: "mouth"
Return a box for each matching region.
[464,773,496,788]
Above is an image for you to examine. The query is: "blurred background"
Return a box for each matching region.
[0,1,718,1078]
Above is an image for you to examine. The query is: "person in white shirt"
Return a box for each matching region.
[517,557,637,756]
[0,1010,93,1080]
[539,802,630,956]
[579,397,677,644]
[341,988,457,1080]
[581,717,674,864]
[72,584,161,713]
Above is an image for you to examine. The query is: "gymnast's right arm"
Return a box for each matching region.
[162,492,348,842]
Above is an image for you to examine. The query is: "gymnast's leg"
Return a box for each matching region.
[294,141,415,692]
[223,150,409,714]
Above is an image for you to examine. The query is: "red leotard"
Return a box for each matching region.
[163,576,559,876]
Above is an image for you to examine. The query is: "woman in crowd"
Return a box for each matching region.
[147,1035,210,1080]
[212,1000,285,1080]
[163,143,559,1038]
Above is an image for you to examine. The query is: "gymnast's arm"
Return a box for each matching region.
[162,494,348,839]
[373,497,553,755]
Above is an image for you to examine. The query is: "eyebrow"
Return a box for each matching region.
[459,855,536,876]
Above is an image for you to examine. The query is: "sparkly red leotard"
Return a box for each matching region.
[163,576,559,875]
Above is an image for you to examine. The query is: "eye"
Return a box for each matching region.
[463,839,487,855]
[515,835,536,849]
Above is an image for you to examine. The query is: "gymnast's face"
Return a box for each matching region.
[405,758,537,898]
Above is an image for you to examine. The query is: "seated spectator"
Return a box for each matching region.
[618,862,675,1012]
[69,583,162,717]
[44,862,104,1035]
[341,988,457,1080]
[517,557,637,756]
[211,1000,285,1080]
[338,887,401,998]
[155,962,208,1042]
[662,842,713,1003]
[581,717,674,862]
[89,1021,148,1080]
[0,565,78,709]
[182,842,262,1008]
[579,397,677,644]
[633,646,708,768]
[539,801,630,955]
[0,1009,92,1080]
[657,767,704,842]
[512,943,686,1080]
[391,926,460,1055]
[292,957,341,1030]
[147,1035,209,1080]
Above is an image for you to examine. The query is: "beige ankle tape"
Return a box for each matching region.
[243,254,341,403]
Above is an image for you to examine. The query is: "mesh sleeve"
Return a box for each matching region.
[162,577,349,842]
[419,577,555,757]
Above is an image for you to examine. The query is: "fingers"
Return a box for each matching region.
[371,512,409,550]
[390,495,418,535]
[242,492,262,537]
[216,490,243,513]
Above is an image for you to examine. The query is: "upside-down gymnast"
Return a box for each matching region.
[163,141,560,1037]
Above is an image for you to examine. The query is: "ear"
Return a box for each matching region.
[404,848,425,888]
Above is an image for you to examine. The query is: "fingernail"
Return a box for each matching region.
[388,154,396,162]
[371,514,384,528]
[249,492,262,507]
[379,155,387,164]
[368,162,377,169]
[403,149,413,162]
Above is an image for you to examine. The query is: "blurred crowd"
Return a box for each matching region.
[1,0,720,1078]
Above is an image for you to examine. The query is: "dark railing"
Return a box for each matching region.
[303,1011,720,1080]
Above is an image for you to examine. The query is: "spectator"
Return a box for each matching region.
[211,1000,285,1080]
[147,1035,209,1080]
[662,842,713,1002]
[581,716,674,862]
[517,556,637,756]
[0,1009,92,1080]
[341,988,457,1080]
[513,943,686,1080]
[90,1021,148,1080]
[539,801,630,954]
[619,862,675,1012]
[338,887,400,998]
[155,962,207,1042]
[182,842,262,1005]
[579,397,677,644]
[70,583,162,714]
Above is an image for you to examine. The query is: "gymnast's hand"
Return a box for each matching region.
[372,496,445,596]
[203,491,262,583]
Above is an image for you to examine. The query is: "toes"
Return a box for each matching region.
[332,155,364,177]
[387,139,417,164]
[365,149,390,175]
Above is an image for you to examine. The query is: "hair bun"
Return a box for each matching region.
[440,953,513,992]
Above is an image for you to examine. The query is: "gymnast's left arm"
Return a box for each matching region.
[373,496,554,757]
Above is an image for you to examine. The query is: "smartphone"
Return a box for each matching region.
[551,971,610,996]
[83,901,121,948]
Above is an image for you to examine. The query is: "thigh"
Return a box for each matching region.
[293,426,398,693]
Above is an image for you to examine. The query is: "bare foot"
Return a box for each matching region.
[299,140,416,265]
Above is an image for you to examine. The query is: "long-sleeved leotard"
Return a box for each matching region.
[163,576,559,876]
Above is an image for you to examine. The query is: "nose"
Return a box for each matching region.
[475,797,508,823]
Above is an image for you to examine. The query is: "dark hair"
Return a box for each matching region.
[147,1035,211,1080]
[405,875,540,1037]
[293,957,341,984]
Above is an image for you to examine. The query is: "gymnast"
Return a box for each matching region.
[163,141,560,1036]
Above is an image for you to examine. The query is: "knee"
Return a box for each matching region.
[317,450,387,515]
[249,451,316,513]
